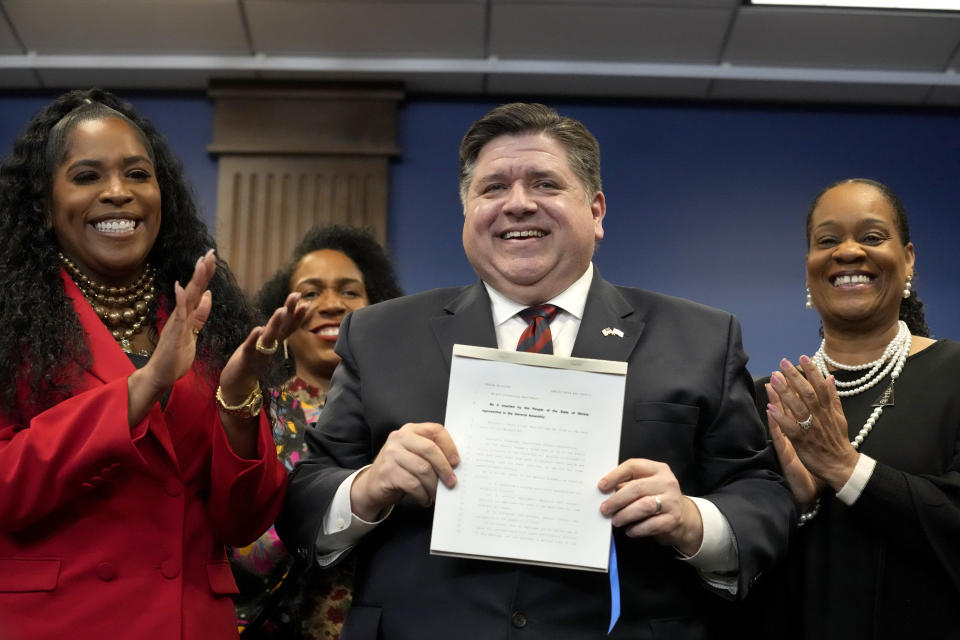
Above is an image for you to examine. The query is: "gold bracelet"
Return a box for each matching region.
[216,383,263,418]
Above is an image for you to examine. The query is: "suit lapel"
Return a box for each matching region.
[62,270,136,384]
[429,274,643,366]
[571,270,644,363]
[429,282,498,370]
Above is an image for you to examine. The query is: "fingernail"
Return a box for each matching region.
[205,248,215,258]
[799,355,811,365]
[779,358,791,369]
[767,403,778,415]
[770,374,783,389]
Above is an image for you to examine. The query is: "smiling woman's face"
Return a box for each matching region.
[286,249,370,383]
[50,117,160,287]
[806,181,914,334]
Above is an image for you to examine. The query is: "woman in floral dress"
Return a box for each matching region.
[232,225,403,639]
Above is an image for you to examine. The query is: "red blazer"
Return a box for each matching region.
[0,272,287,640]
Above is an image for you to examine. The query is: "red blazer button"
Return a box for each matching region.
[164,478,183,496]
[160,559,180,579]
[96,562,116,581]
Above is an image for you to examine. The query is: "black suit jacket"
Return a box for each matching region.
[278,270,795,640]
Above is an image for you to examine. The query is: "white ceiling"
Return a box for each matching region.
[1,0,959,105]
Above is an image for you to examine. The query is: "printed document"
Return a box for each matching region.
[430,345,626,572]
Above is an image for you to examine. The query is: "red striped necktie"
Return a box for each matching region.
[516,304,560,354]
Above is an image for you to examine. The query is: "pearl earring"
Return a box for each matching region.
[903,276,912,299]
[805,287,813,309]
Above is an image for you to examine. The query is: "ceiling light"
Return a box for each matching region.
[749,1,960,9]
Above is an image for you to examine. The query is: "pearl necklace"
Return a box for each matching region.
[60,253,156,356]
[811,320,911,450]
[813,320,909,397]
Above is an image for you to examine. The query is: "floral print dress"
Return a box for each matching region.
[231,378,354,640]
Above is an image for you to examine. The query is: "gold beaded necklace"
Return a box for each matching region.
[60,252,156,356]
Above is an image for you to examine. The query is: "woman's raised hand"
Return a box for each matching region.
[765,379,825,508]
[766,356,860,492]
[217,291,306,409]
[128,250,217,424]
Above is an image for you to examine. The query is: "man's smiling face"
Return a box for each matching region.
[461,132,605,305]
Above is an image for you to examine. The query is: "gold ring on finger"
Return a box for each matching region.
[654,494,662,515]
[255,336,279,355]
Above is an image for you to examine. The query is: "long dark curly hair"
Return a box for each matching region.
[806,177,930,338]
[254,224,403,380]
[0,88,256,422]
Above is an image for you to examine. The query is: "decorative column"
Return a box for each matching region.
[207,81,403,293]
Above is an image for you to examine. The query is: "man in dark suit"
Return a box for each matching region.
[278,103,795,639]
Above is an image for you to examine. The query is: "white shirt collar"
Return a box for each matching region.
[484,263,594,327]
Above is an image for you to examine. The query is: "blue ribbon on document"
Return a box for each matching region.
[608,534,620,634]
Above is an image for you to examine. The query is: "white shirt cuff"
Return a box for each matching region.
[678,497,740,594]
[315,466,392,566]
[835,454,876,506]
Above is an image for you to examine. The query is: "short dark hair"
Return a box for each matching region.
[806,178,930,337]
[458,103,602,203]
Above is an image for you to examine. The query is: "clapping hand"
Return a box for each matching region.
[764,377,825,508]
[128,250,306,458]
[128,250,216,422]
[217,290,305,411]
[766,356,859,493]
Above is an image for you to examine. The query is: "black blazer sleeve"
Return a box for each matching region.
[694,316,796,598]
[276,310,371,559]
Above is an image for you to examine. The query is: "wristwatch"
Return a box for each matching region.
[216,383,263,418]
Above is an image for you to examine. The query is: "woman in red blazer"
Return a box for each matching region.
[0,89,303,639]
